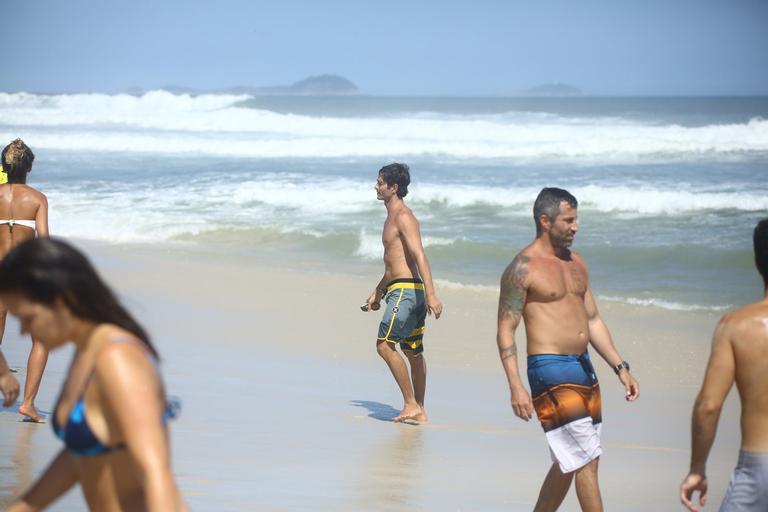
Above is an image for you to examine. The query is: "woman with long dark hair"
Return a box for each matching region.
[0,138,49,422]
[0,238,186,511]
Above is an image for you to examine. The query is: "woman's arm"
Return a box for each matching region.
[0,351,20,406]
[7,449,78,511]
[96,341,186,511]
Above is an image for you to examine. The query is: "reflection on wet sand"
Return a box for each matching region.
[0,420,36,507]
[356,421,424,511]
[12,422,35,495]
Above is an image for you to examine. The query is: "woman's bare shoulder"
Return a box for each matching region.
[92,325,155,374]
[23,186,48,202]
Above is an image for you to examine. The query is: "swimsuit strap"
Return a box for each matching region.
[0,219,36,228]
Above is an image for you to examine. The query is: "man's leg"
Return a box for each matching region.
[574,457,603,512]
[404,350,427,420]
[376,340,424,422]
[533,462,574,512]
[19,339,48,422]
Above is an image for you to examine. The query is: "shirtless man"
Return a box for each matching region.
[496,187,639,511]
[680,218,768,512]
[0,139,50,421]
[364,163,442,423]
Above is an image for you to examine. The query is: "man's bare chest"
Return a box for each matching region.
[527,259,588,302]
[382,219,401,247]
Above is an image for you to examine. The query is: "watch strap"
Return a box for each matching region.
[613,361,630,375]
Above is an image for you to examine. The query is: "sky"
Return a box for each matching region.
[3,0,767,96]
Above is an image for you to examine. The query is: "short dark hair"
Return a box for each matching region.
[378,163,410,198]
[533,187,578,234]
[1,139,35,184]
[755,218,768,287]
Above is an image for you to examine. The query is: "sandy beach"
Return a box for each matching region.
[0,241,742,511]
[2,2,765,509]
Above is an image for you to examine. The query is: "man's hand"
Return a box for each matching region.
[618,370,639,401]
[510,385,534,421]
[0,371,20,407]
[366,291,381,312]
[680,473,707,511]
[426,294,442,319]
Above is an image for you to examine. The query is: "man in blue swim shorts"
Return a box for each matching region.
[496,188,639,511]
[363,163,442,423]
[680,218,768,512]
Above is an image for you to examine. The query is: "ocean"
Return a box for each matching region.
[1,92,766,311]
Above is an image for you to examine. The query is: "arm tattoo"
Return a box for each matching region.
[499,255,529,320]
[499,340,517,361]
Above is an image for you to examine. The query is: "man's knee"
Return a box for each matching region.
[546,461,574,479]
[403,349,423,362]
[376,340,395,357]
[575,457,600,477]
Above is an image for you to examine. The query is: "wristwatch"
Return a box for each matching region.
[613,361,630,375]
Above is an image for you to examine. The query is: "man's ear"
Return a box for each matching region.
[539,213,551,232]
[390,183,399,195]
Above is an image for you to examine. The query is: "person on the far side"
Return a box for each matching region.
[680,218,768,512]
[364,163,442,423]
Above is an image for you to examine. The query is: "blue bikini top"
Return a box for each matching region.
[51,365,180,458]
[51,392,126,457]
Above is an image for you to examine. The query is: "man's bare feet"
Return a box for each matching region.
[394,404,428,423]
[19,403,45,423]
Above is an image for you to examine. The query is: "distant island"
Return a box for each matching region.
[131,74,362,97]
[525,81,583,97]
[243,74,361,96]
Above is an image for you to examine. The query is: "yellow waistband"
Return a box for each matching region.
[387,281,425,292]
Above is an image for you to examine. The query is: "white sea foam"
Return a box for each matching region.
[422,236,460,247]
[220,179,374,215]
[47,188,213,243]
[417,183,768,213]
[45,176,767,247]
[599,295,727,312]
[183,179,768,216]
[353,230,461,261]
[434,279,497,293]
[2,92,767,162]
[573,185,768,214]
[354,230,383,260]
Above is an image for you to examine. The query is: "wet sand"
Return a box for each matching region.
[0,242,741,511]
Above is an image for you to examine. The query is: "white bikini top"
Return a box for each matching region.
[0,219,36,229]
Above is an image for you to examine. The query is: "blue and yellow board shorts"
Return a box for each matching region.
[527,351,602,473]
[377,278,427,355]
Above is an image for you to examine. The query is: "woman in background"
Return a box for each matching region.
[0,139,49,422]
[1,238,186,511]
